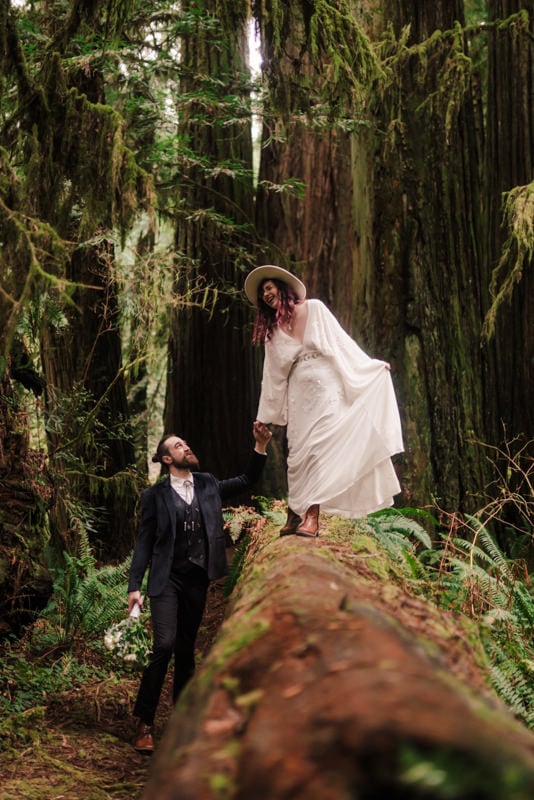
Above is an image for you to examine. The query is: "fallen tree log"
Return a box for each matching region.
[142,515,534,799]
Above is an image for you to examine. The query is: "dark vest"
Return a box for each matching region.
[171,489,208,573]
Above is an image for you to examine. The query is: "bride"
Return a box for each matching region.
[244,265,404,538]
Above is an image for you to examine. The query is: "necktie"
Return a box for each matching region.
[183,479,193,505]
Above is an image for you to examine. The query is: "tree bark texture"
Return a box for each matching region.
[351,0,491,511]
[485,1,534,444]
[142,520,534,799]
[165,0,259,482]
[255,0,357,328]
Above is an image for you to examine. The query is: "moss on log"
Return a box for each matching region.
[142,515,534,799]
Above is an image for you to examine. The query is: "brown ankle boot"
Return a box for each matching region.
[134,720,155,754]
[280,507,302,536]
[296,504,320,537]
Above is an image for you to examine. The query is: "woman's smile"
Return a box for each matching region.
[261,280,280,308]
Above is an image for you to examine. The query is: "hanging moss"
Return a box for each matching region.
[0,149,70,361]
[57,87,149,237]
[482,181,534,341]
[253,0,384,119]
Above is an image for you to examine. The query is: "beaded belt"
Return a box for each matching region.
[294,351,321,364]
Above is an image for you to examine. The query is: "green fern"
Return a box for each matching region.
[39,524,133,647]
[486,640,534,727]
[364,509,433,570]
[433,515,534,727]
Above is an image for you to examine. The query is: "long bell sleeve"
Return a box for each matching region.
[256,333,300,426]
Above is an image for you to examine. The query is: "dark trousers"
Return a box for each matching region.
[133,565,209,725]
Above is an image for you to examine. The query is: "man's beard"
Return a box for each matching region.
[171,454,199,471]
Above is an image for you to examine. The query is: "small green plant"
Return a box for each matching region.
[225,534,251,596]
[223,504,261,545]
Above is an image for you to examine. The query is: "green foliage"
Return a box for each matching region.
[464,0,488,26]
[362,507,436,581]
[398,738,534,799]
[0,526,142,749]
[1,0,154,357]
[223,505,260,545]
[0,642,98,751]
[485,639,534,727]
[256,0,384,117]
[40,533,133,647]
[223,505,263,596]
[0,640,95,719]
[430,513,534,728]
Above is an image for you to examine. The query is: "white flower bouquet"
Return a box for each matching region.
[104,603,152,670]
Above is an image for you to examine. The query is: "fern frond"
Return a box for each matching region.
[366,509,432,550]
[367,509,433,549]
[448,537,496,567]
[465,514,514,581]
[511,582,534,631]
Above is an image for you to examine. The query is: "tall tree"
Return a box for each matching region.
[349,0,491,510]
[1,1,152,561]
[483,1,533,447]
[252,0,383,495]
[253,0,379,326]
[164,0,258,479]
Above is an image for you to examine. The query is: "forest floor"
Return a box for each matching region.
[0,511,527,800]
[0,579,228,800]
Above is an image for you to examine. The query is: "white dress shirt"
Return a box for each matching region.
[170,473,195,504]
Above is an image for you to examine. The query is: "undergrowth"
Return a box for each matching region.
[0,527,148,751]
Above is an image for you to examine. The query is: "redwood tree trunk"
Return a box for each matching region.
[254,1,357,326]
[485,1,534,445]
[352,0,490,510]
[253,0,359,496]
[164,0,258,481]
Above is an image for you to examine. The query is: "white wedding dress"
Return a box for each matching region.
[256,299,404,518]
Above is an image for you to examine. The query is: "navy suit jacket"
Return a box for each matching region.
[128,451,266,596]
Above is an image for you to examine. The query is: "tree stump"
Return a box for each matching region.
[142,518,534,799]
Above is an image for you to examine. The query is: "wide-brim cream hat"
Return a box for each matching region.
[244,265,306,306]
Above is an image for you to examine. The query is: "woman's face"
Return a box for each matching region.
[260,280,280,309]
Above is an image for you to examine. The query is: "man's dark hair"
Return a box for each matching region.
[152,434,178,465]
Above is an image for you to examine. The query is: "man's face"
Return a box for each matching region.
[163,437,200,470]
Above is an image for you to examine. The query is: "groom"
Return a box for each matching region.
[127,421,271,753]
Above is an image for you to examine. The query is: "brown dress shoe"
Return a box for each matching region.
[296,504,320,537]
[280,507,302,536]
[134,721,155,754]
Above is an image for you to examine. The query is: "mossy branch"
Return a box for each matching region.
[0,194,70,363]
